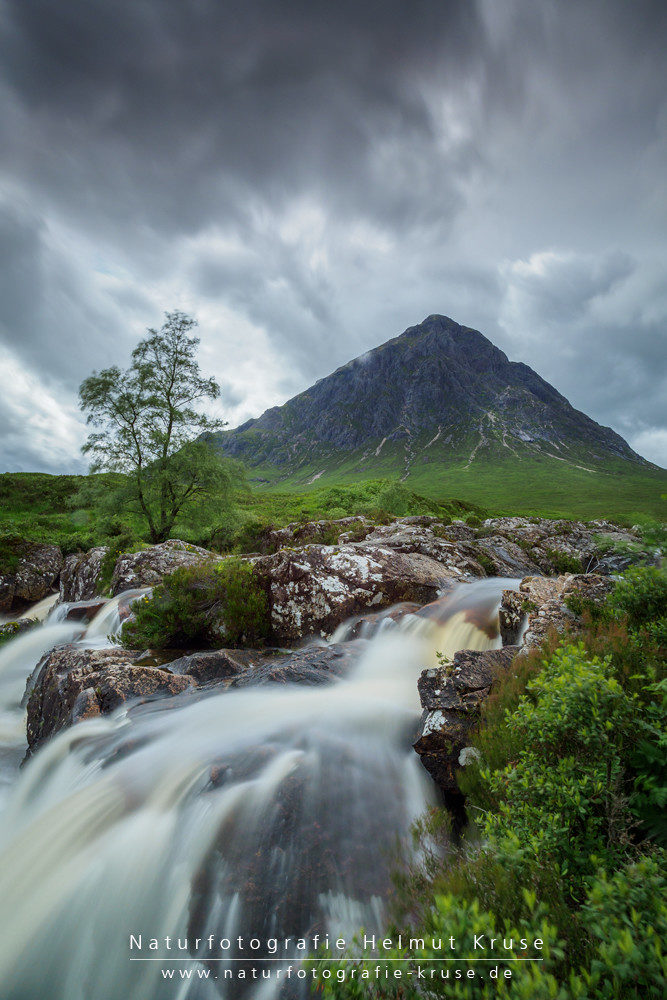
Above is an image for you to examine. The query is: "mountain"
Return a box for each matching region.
[211,315,664,515]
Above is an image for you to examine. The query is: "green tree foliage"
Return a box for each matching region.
[78,311,240,543]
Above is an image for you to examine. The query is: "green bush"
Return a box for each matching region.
[314,567,667,1000]
[121,557,269,649]
[607,565,667,629]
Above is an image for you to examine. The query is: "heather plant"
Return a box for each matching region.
[121,557,269,649]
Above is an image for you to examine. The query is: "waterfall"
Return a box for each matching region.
[18,592,60,621]
[0,578,516,1000]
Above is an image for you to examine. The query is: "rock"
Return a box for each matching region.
[59,600,108,623]
[355,520,486,577]
[110,540,220,595]
[26,646,194,752]
[413,646,519,792]
[474,536,543,577]
[230,642,360,687]
[331,602,423,641]
[60,547,109,601]
[0,619,39,645]
[25,637,359,753]
[480,516,642,575]
[265,517,371,552]
[498,590,525,645]
[0,575,15,613]
[499,573,615,650]
[13,544,63,603]
[166,649,262,684]
[0,541,63,611]
[255,543,458,642]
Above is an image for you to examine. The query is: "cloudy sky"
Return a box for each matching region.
[1,0,666,472]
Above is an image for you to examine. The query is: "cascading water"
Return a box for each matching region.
[0,578,517,1000]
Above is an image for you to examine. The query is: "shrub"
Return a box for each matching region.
[316,564,667,1000]
[575,854,667,998]
[121,557,269,649]
[607,565,667,629]
[545,548,583,574]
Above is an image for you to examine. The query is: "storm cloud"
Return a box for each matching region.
[0,0,665,470]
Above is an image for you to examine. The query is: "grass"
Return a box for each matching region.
[0,453,664,560]
[241,451,667,522]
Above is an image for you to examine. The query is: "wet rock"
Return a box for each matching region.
[498,590,526,645]
[0,575,15,613]
[413,646,519,792]
[110,539,220,595]
[332,601,423,641]
[0,618,38,644]
[59,600,108,622]
[255,543,457,642]
[26,646,194,752]
[499,573,615,650]
[231,642,360,687]
[60,547,109,601]
[166,649,263,684]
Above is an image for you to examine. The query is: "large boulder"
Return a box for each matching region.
[25,638,362,753]
[474,535,543,577]
[60,546,109,601]
[413,646,519,792]
[0,542,63,611]
[255,543,461,642]
[499,573,614,649]
[26,646,195,753]
[110,540,220,595]
[13,544,63,602]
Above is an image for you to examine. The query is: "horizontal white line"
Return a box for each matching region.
[129,958,543,963]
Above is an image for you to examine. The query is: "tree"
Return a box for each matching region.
[79,311,238,543]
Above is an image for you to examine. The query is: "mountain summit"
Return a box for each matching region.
[213,315,648,489]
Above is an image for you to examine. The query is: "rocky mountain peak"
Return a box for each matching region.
[212,315,647,482]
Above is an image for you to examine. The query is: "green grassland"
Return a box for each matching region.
[238,450,667,522]
[0,452,664,564]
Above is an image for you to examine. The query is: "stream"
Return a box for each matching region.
[0,577,517,999]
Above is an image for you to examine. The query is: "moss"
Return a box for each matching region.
[0,618,38,647]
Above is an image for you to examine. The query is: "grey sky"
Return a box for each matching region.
[0,0,665,472]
